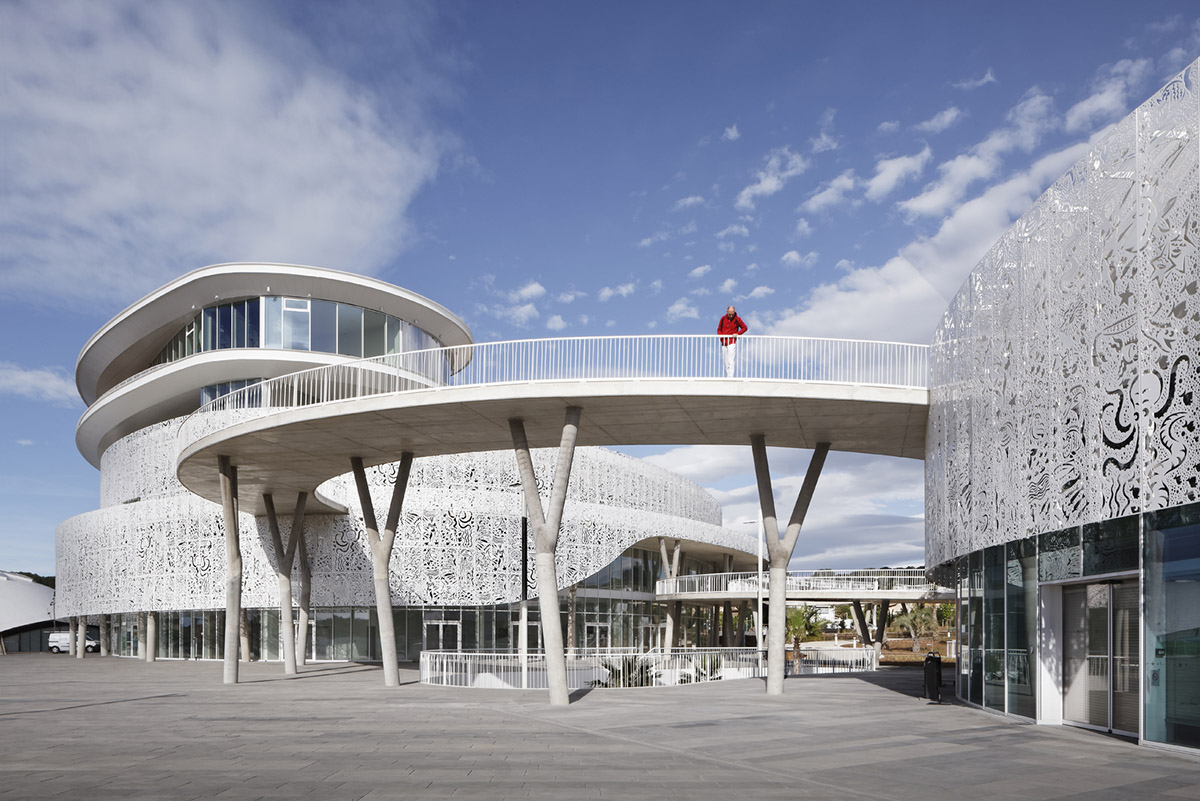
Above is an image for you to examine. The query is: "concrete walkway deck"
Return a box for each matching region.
[2,654,1198,800]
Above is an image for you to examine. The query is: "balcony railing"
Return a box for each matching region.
[418,645,879,690]
[656,569,947,597]
[177,334,928,451]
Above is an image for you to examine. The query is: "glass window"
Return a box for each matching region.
[351,608,371,660]
[387,316,403,354]
[332,608,352,660]
[246,300,260,348]
[1006,537,1037,718]
[337,304,363,357]
[1145,502,1200,748]
[1083,515,1139,576]
[203,307,218,351]
[1039,526,1081,582]
[314,609,333,660]
[264,297,282,349]
[217,304,232,350]
[364,310,386,358]
[283,301,310,351]
[233,301,246,348]
[310,300,337,354]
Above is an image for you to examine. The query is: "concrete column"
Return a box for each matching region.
[351,452,414,688]
[874,600,889,657]
[851,600,872,646]
[296,527,312,666]
[218,455,242,684]
[99,615,110,656]
[145,611,157,662]
[722,601,733,646]
[264,492,307,676]
[666,602,681,649]
[658,538,682,649]
[137,612,146,659]
[76,615,86,659]
[68,617,77,656]
[751,436,830,696]
[566,583,577,655]
[510,407,582,707]
[239,609,251,662]
[736,601,748,646]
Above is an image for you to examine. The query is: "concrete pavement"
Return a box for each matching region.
[2,654,1199,800]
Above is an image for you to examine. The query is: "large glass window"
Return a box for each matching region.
[1039,526,1081,582]
[282,298,310,351]
[1145,501,1200,749]
[337,304,363,357]
[983,545,1005,709]
[1006,537,1037,718]
[310,300,337,354]
[1083,514,1139,576]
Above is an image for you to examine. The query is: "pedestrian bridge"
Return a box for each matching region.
[174,334,928,513]
[654,569,954,603]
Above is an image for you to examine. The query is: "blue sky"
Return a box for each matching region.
[2,0,1198,575]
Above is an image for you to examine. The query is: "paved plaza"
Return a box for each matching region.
[2,655,1199,800]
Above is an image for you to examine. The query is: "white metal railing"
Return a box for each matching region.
[656,569,949,597]
[419,645,880,689]
[176,335,928,452]
[420,647,767,689]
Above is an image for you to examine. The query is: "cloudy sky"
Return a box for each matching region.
[2,0,1197,574]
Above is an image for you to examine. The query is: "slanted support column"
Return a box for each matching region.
[736,601,748,646]
[100,615,111,656]
[351,452,414,688]
[76,615,86,659]
[751,436,830,696]
[721,554,734,646]
[239,609,251,663]
[875,600,889,656]
[851,600,872,646]
[566,583,578,655]
[265,492,308,675]
[296,527,312,666]
[510,406,582,707]
[659,538,682,649]
[145,612,158,662]
[218,454,241,684]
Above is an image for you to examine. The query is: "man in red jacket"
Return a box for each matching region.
[717,305,748,377]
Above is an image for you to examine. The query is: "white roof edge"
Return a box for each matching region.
[76,263,474,404]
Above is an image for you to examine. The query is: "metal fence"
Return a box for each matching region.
[656,569,945,597]
[419,645,879,689]
[177,335,928,450]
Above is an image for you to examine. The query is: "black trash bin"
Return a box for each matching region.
[923,651,942,702]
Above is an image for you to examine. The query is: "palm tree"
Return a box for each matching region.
[786,605,824,644]
[893,606,937,652]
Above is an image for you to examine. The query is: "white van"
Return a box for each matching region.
[48,631,98,653]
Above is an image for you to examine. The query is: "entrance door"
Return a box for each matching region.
[1062,579,1139,736]
[423,620,460,652]
[585,623,610,649]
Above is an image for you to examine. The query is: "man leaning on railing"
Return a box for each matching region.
[718,305,748,377]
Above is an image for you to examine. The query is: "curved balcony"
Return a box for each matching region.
[655,569,953,602]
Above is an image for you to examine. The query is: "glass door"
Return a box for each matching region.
[423,620,460,652]
[1062,580,1139,735]
[585,623,610,649]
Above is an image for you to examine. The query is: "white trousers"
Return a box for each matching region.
[722,342,737,377]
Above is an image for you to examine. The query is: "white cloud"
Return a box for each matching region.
[556,290,586,303]
[648,279,663,294]
[509,281,546,302]
[0,1,449,307]
[740,285,775,300]
[735,146,810,210]
[545,314,566,331]
[673,195,704,210]
[717,241,736,253]
[899,89,1056,218]
[716,224,750,238]
[718,278,737,294]
[678,220,698,235]
[865,146,932,201]
[598,283,636,301]
[16,439,34,446]
[689,287,711,296]
[780,250,818,269]
[506,303,539,326]
[578,314,590,325]
[688,264,712,279]
[809,107,839,154]
[915,106,963,134]
[793,218,813,238]
[954,68,997,91]
[800,170,857,214]
[0,363,80,406]
[1065,58,1152,133]
[605,319,616,328]
[721,124,741,141]
[638,230,670,248]
[666,297,699,323]
[876,120,900,134]
[744,262,759,272]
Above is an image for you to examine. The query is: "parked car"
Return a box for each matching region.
[48,631,98,653]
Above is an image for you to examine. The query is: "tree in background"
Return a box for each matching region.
[786,605,824,644]
[893,606,937,652]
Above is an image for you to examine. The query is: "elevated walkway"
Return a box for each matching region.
[655,569,953,603]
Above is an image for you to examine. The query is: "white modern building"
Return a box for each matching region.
[927,59,1200,752]
[56,264,758,663]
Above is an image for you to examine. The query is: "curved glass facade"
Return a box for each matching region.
[152,296,446,366]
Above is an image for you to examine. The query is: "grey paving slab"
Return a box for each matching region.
[3,654,1200,800]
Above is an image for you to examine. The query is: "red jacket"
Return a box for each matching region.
[717,314,748,345]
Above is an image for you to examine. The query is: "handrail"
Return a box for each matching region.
[176,334,928,452]
[656,569,949,597]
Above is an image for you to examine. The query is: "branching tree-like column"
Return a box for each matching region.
[658,538,683,648]
[351,453,414,688]
[218,455,242,684]
[296,526,312,666]
[264,492,308,676]
[751,436,830,696]
[510,406,582,707]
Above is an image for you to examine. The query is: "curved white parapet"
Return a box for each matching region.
[0,571,56,633]
[174,335,929,513]
[655,569,954,602]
